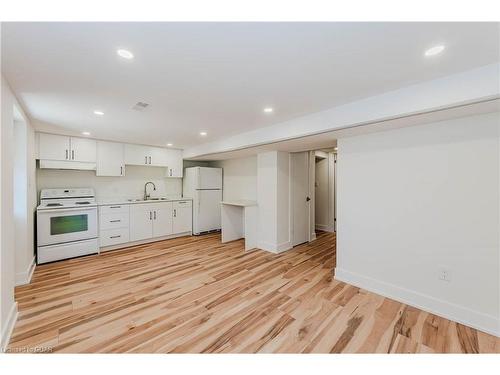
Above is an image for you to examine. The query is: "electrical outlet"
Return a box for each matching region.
[438,266,451,282]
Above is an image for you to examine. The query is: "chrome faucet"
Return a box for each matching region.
[144,181,156,200]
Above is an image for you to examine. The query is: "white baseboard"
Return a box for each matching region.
[1,302,18,352]
[258,240,293,254]
[335,267,500,338]
[315,224,335,233]
[15,256,36,286]
[310,232,317,241]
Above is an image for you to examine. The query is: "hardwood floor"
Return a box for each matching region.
[7,232,500,353]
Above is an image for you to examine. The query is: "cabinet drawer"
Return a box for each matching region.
[173,200,192,209]
[100,228,129,247]
[100,212,129,230]
[99,204,130,215]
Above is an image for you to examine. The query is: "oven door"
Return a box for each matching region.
[37,207,98,246]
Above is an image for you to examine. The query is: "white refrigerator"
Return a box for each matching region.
[183,167,223,235]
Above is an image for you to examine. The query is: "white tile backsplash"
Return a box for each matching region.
[36,164,182,202]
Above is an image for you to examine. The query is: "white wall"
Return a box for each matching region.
[336,112,500,336]
[1,75,36,349]
[210,156,257,201]
[13,120,37,286]
[257,151,291,253]
[37,165,182,202]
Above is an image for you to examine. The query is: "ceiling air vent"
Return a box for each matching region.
[132,102,150,111]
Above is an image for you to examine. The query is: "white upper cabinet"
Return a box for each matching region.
[124,144,168,167]
[96,141,124,176]
[38,133,96,162]
[37,132,182,174]
[70,137,96,162]
[38,133,71,161]
[165,149,183,178]
[150,147,168,167]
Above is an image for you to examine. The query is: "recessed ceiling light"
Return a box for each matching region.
[117,49,134,60]
[93,110,104,116]
[263,107,274,113]
[166,143,173,147]
[82,131,91,136]
[424,45,445,57]
[199,132,207,136]
[334,147,338,151]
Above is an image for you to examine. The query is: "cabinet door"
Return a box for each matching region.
[165,149,183,178]
[96,141,124,176]
[129,204,153,241]
[152,202,173,237]
[70,137,97,162]
[150,147,168,167]
[124,144,150,166]
[38,133,70,161]
[173,201,192,233]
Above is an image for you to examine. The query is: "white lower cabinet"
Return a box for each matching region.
[100,200,192,249]
[99,204,130,247]
[100,228,130,247]
[173,200,192,233]
[129,204,154,241]
[152,202,174,237]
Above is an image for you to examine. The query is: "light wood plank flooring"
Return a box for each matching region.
[7,232,500,353]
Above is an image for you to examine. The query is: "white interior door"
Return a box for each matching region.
[291,152,310,246]
[195,189,222,233]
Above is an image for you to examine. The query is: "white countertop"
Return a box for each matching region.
[98,197,192,206]
[220,200,257,207]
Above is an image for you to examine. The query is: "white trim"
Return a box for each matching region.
[258,240,293,254]
[315,223,335,233]
[1,302,18,352]
[310,232,317,241]
[100,232,192,252]
[15,256,36,286]
[335,267,500,338]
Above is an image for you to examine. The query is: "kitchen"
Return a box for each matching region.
[35,132,225,263]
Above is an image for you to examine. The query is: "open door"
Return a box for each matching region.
[291,152,312,246]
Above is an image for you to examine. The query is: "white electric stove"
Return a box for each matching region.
[36,188,99,264]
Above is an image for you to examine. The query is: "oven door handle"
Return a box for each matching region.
[38,207,97,214]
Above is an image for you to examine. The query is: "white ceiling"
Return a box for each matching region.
[2,22,499,149]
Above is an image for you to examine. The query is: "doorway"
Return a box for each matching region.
[290,152,310,246]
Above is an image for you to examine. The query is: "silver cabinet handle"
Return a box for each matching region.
[109,206,121,209]
[169,169,172,176]
[110,235,121,239]
[120,166,123,175]
[154,210,156,220]
[149,156,152,164]
[173,209,176,217]
[65,149,68,160]
[145,156,148,164]
[72,150,75,160]
[150,211,152,220]
[110,219,121,223]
